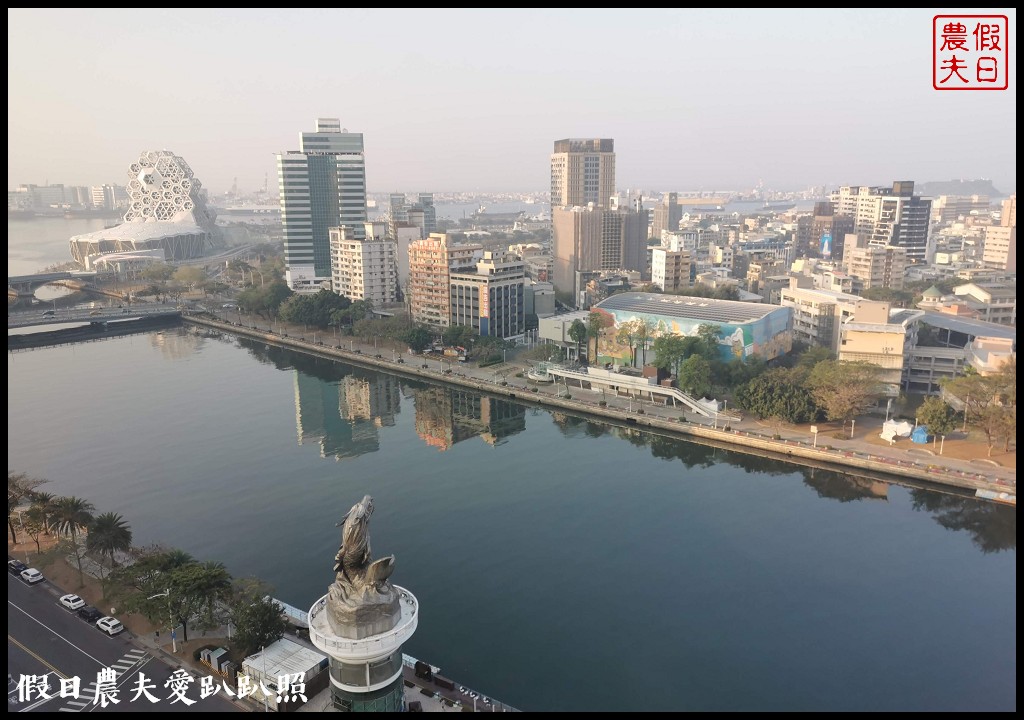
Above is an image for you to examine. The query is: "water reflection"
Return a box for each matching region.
[910,489,1016,554]
[232,331,1014,552]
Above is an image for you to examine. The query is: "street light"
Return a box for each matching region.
[147,589,175,653]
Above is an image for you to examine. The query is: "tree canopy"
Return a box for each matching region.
[807,360,885,428]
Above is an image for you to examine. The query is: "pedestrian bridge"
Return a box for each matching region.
[543,364,742,422]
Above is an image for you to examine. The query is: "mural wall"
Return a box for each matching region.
[591,305,792,366]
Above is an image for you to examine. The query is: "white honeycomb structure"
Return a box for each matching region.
[124,150,216,225]
[69,150,221,266]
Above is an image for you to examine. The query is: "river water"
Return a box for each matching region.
[7,324,1016,712]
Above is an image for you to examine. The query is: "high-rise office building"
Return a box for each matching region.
[829,181,932,264]
[277,118,367,293]
[551,204,646,303]
[550,138,616,209]
[651,192,683,239]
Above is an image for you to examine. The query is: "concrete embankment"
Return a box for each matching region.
[184,315,1015,500]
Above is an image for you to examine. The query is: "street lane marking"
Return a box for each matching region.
[7,601,103,666]
[7,636,68,680]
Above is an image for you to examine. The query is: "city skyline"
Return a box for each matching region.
[8,9,1017,196]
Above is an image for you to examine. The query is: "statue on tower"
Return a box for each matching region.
[326,495,402,639]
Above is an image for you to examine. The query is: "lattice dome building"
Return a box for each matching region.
[70,150,222,267]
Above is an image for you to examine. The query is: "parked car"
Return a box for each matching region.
[96,616,124,636]
[20,568,45,584]
[43,309,56,317]
[8,559,28,575]
[77,606,103,623]
[59,594,86,611]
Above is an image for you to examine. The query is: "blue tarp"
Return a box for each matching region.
[911,426,931,444]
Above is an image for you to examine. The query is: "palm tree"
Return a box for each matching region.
[196,560,233,627]
[87,512,133,578]
[159,548,196,572]
[52,496,96,583]
[29,491,58,535]
[52,496,96,541]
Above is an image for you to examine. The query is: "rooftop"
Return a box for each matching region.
[595,293,783,323]
[920,311,1017,340]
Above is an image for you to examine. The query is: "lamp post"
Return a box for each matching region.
[147,589,175,653]
[962,395,969,432]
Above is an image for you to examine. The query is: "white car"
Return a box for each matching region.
[20,568,44,584]
[96,616,124,636]
[60,594,86,611]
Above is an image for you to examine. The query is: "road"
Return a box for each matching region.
[7,570,239,713]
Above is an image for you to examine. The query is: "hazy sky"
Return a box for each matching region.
[7,9,1017,196]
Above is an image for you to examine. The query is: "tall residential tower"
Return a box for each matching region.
[277,118,368,293]
[550,138,616,209]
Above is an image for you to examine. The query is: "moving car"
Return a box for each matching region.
[8,559,28,575]
[60,594,86,611]
[20,568,45,584]
[96,616,124,636]
[77,606,103,623]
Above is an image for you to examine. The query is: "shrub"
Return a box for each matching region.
[562,393,572,400]
[772,434,782,440]
[515,372,524,378]
[598,400,607,407]
[530,387,539,393]
[637,409,645,415]
[499,381,507,386]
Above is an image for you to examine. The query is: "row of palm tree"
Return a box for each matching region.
[19,490,133,578]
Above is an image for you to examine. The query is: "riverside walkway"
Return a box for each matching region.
[184,313,1016,502]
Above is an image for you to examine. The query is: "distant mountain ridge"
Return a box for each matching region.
[918,179,1006,198]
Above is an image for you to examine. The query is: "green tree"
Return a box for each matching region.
[796,345,833,370]
[404,325,434,353]
[807,360,885,435]
[568,319,587,362]
[173,265,206,289]
[8,471,46,545]
[616,319,643,367]
[141,263,175,283]
[696,323,723,360]
[735,367,820,423]
[52,496,96,583]
[110,548,230,643]
[228,578,289,657]
[29,490,58,534]
[635,317,655,366]
[916,397,958,453]
[23,506,47,554]
[587,311,612,366]
[86,512,133,578]
[677,355,713,398]
[442,324,475,348]
[652,335,688,377]
[52,496,95,540]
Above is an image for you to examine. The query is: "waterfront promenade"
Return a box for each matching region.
[183,312,1016,501]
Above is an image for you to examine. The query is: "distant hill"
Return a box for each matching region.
[917,179,1005,198]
